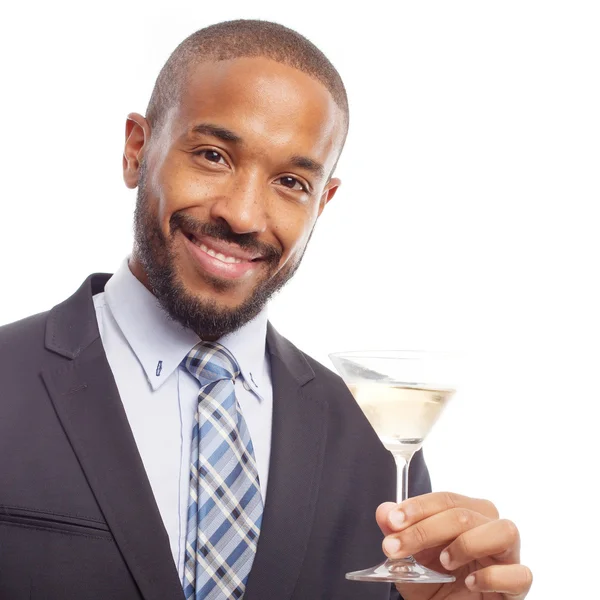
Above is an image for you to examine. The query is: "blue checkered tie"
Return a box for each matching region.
[182,341,263,599]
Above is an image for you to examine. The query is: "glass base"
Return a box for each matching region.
[346,557,456,583]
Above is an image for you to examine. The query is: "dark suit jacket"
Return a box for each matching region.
[0,273,431,600]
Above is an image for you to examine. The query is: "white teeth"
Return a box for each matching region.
[198,242,242,264]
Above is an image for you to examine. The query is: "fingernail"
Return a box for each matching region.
[388,509,405,529]
[439,550,451,569]
[383,537,402,555]
[465,574,475,588]
[400,502,415,519]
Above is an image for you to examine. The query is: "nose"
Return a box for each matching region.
[209,171,268,235]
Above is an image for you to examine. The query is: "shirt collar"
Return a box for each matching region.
[104,258,268,399]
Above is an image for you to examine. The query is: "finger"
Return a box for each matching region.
[440,519,521,570]
[386,492,499,533]
[376,502,398,536]
[464,563,533,597]
[383,508,491,558]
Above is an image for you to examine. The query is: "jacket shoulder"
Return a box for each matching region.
[303,352,347,391]
[0,311,49,354]
[0,312,53,401]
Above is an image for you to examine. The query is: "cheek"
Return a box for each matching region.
[152,161,211,224]
[271,206,317,264]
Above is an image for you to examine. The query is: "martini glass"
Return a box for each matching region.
[329,350,457,584]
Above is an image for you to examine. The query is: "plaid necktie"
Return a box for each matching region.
[182,341,263,599]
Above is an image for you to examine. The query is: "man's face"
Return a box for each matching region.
[124,56,344,339]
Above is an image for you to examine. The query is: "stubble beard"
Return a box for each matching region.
[131,168,307,340]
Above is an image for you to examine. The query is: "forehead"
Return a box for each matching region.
[168,56,345,169]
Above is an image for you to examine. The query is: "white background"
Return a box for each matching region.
[1,1,598,597]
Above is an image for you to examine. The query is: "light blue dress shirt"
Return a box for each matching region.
[92,258,273,579]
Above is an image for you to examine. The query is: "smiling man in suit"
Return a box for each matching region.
[0,19,531,600]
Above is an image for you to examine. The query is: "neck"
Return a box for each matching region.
[127,253,152,292]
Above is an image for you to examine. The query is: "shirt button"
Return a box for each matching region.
[242,380,251,391]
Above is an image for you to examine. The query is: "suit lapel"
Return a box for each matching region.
[243,324,328,600]
[42,274,184,600]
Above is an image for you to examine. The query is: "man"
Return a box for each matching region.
[0,19,531,600]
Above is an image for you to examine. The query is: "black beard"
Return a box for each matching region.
[132,169,305,340]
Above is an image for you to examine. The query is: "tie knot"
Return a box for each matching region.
[183,341,240,387]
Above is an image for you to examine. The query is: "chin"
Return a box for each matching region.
[180,278,250,309]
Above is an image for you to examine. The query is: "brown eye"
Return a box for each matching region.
[278,176,307,192]
[202,150,225,163]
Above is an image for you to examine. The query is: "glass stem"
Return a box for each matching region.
[391,453,415,565]
[393,453,413,504]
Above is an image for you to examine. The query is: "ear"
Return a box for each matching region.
[317,177,341,217]
[123,112,151,189]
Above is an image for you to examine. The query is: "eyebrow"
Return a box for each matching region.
[189,123,326,179]
[190,123,242,143]
[289,155,325,179]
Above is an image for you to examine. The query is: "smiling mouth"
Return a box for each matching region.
[181,230,268,282]
[184,232,262,264]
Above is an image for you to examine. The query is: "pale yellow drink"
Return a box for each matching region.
[348,384,454,458]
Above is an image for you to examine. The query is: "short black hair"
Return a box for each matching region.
[145,19,349,170]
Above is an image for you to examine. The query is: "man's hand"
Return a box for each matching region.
[376,493,532,599]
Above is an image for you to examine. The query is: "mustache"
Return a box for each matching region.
[170,212,282,262]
